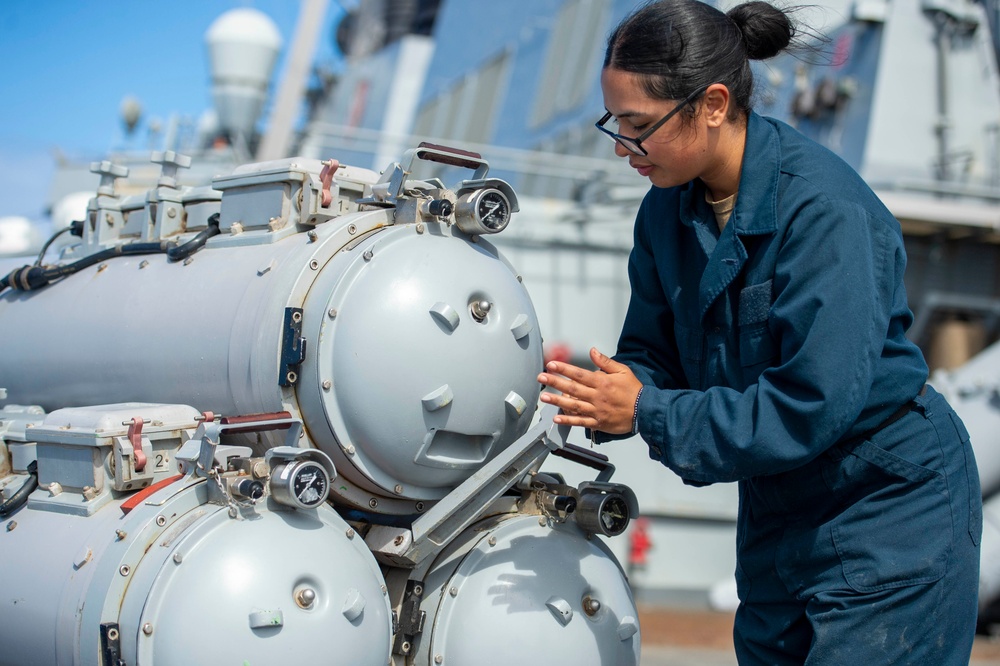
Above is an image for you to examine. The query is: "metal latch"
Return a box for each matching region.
[392,580,426,657]
[279,307,306,386]
[100,622,124,666]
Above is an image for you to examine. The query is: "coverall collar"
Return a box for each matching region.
[682,112,782,320]
[675,112,780,237]
[729,111,781,237]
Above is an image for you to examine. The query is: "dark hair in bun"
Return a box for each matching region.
[604,0,797,117]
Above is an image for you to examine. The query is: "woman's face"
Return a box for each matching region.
[600,68,715,189]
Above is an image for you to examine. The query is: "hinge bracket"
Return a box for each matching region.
[279,307,306,387]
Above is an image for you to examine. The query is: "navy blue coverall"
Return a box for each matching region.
[605,112,982,664]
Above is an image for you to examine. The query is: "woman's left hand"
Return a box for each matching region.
[537,347,643,434]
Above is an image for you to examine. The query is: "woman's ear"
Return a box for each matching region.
[703,83,731,128]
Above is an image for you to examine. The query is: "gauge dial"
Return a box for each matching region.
[271,459,331,509]
[292,461,329,508]
[454,185,515,235]
[476,189,510,231]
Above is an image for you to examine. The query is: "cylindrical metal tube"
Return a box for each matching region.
[0,206,543,509]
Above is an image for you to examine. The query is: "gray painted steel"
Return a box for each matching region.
[416,513,641,666]
[0,407,393,666]
[0,150,639,666]
[0,157,542,510]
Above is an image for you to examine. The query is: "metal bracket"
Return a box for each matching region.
[279,307,307,387]
[357,142,490,211]
[392,579,427,656]
[356,163,408,209]
[372,405,567,568]
[99,622,124,666]
[176,411,303,479]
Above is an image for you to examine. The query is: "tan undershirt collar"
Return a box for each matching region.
[706,191,737,231]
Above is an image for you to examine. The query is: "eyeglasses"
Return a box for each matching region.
[595,85,709,156]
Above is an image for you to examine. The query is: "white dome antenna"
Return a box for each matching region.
[205,8,283,144]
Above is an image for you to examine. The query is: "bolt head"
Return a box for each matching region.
[296,588,317,608]
[583,596,602,616]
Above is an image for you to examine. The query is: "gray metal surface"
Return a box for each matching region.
[0,155,543,510]
[297,223,541,502]
[416,513,641,666]
[365,404,569,567]
[0,148,640,666]
[0,405,392,666]
[127,495,391,665]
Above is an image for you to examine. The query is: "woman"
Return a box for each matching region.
[536,1,982,663]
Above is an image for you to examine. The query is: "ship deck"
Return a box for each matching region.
[637,606,1000,665]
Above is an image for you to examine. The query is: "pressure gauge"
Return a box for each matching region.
[476,189,510,231]
[455,187,512,235]
[270,459,331,509]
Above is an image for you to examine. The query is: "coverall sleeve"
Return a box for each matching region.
[638,197,901,484]
[613,198,687,391]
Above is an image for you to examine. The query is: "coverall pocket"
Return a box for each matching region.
[829,438,952,593]
[738,323,777,384]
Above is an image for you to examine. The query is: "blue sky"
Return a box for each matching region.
[0,1,344,222]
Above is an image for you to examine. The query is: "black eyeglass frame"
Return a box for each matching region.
[596,85,710,156]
